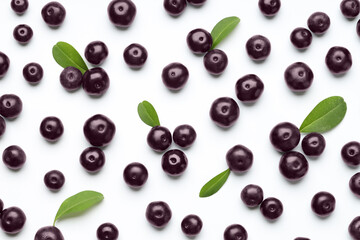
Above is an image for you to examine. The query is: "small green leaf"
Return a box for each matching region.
[199,169,231,198]
[52,41,88,74]
[300,96,347,133]
[210,16,240,49]
[53,191,104,226]
[137,101,160,127]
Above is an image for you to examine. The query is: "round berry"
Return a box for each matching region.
[246,35,271,61]
[235,74,264,103]
[269,122,300,152]
[203,49,228,75]
[284,62,314,92]
[0,52,10,78]
[307,12,330,34]
[311,191,336,217]
[82,67,110,96]
[80,147,106,173]
[162,62,189,91]
[60,67,83,91]
[341,141,360,167]
[341,0,360,18]
[123,43,148,68]
[279,151,308,181]
[0,199,3,212]
[186,28,213,54]
[181,214,203,237]
[260,197,283,220]
[357,19,360,37]
[0,207,26,234]
[226,145,253,173]
[163,0,187,16]
[301,132,326,157]
[11,0,29,14]
[83,114,116,147]
[145,201,172,228]
[123,162,148,188]
[294,238,310,240]
[97,223,119,240]
[41,1,66,27]
[186,0,206,6]
[44,170,65,191]
[325,46,352,75]
[173,124,196,148]
[290,27,312,49]
[107,0,136,28]
[0,116,5,137]
[147,126,172,152]
[258,0,281,17]
[350,172,360,197]
[241,184,264,208]
[35,226,64,240]
[223,224,248,240]
[349,216,360,240]
[23,62,43,84]
[210,97,239,128]
[0,94,23,119]
[85,41,109,65]
[161,149,188,176]
[13,24,33,44]
[2,145,26,170]
[40,116,64,142]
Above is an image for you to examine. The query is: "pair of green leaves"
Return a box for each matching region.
[52,42,89,74]
[200,96,347,198]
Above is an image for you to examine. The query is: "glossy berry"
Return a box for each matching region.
[35,226,64,240]
[0,199,3,212]
[270,122,300,152]
[279,151,308,181]
[284,62,313,92]
[203,49,228,75]
[181,214,203,237]
[241,184,264,208]
[40,116,64,142]
[349,172,360,197]
[83,114,116,147]
[123,43,148,68]
[97,223,119,240]
[2,145,26,170]
[162,149,188,176]
[325,46,352,75]
[357,19,360,37]
[60,67,83,91]
[186,0,206,6]
[82,67,110,96]
[301,132,326,157]
[13,24,33,44]
[23,62,43,84]
[311,191,336,217]
[186,28,213,54]
[226,145,253,173]
[11,0,29,14]
[44,170,65,191]
[85,41,109,65]
[235,74,264,103]
[123,162,148,188]
[290,28,312,49]
[246,35,271,61]
[307,12,330,34]
[349,216,360,240]
[0,116,5,137]
[294,238,310,240]
[210,97,239,128]
[162,62,189,91]
[223,224,248,240]
[0,94,23,119]
[41,1,66,27]
[164,0,187,16]
[173,124,196,148]
[108,0,137,28]
[260,197,283,220]
[258,0,281,17]
[145,201,172,228]
[0,52,10,78]
[0,207,26,234]
[147,126,172,152]
[341,0,360,18]
[80,147,106,173]
[341,141,360,167]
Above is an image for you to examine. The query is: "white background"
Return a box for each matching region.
[0,0,360,239]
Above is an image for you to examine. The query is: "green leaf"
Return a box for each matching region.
[210,16,240,49]
[52,41,88,74]
[53,191,104,226]
[137,101,160,127]
[199,169,231,198]
[300,96,347,133]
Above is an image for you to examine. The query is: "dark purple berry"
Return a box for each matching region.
[41,1,66,27]
[258,0,281,16]
[2,145,26,170]
[108,0,136,28]
[203,49,228,75]
[349,172,360,197]
[83,114,116,147]
[301,132,326,157]
[279,151,308,181]
[311,191,335,217]
[341,0,360,18]
[223,224,248,240]
[40,116,64,142]
[173,124,196,148]
[11,0,29,14]
[246,35,271,61]
[162,62,189,91]
[0,116,6,138]
[349,216,360,240]
[284,62,313,92]
[161,149,188,176]
[123,43,148,68]
[181,214,203,237]
[0,199,3,212]
[307,12,330,34]
[226,145,253,173]
[325,46,352,75]
[186,28,213,54]
[123,162,148,188]
[85,41,109,66]
[260,197,283,220]
[97,223,119,240]
[44,170,65,191]
[241,184,264,208]
[147,126,172,152]
[186,0,206,6]
[0,207,26,234]
[270,122,300,152]
[82,67,110,96]
[145,201,172,228]
[341,141,360,167]
[0,94,23,119]
[294,238,310,240]
[235,74,264,103]
[0,52,10,78]
[357,19,360,37]
[80,147,105,173]
[163,0,187,16]
[35,226,64,240]
[60,67,83,91]
[290,27,312,49]
[13,24,33,44]
[23,62,43,84]
[210,97,239,128]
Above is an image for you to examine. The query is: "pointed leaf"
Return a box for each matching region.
[52,41,88,74]
[199,169,231,198]
[137,101,160,127]
[211,16,240,49]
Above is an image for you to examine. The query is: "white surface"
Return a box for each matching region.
[0,0,360,239]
